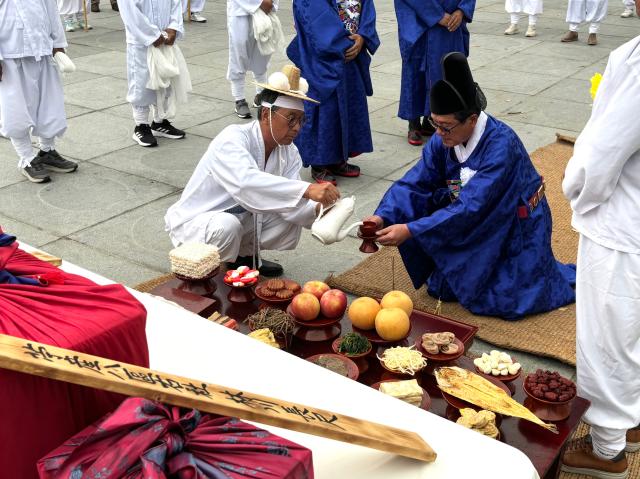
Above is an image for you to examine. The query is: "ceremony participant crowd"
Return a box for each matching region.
[1,0,640,477]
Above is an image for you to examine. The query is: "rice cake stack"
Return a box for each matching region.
[169,243,220,280]
[379,379,424,406]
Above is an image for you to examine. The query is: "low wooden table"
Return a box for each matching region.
[153,272,589,479]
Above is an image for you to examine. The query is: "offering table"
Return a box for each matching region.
[46,254,581,479]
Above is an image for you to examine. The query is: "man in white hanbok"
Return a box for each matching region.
[183,0,207,23]
[561,34,640,479]
[0,0,78,184]
[504,0,542,37]
[562,0,608,45]
[227,0,277,119]
[57,0,91,32]
[165,66,340,276]
[119,0,188,148]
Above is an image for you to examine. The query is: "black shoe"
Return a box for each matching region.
[37,149,78,173]
[91,3,100,12]
[328,161,360,178]
[151,119,186,139]
[408,118,424,146]
[21,158,51,183]
[227,256,284,277]
[132,124,158,147]
[311,167,337,185]
[420,117,436,137]
[235,99,252,119]
[111,0,119,11]
[252,94,260,108]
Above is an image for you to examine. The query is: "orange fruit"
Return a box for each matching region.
[347,297,381,330]
[375,307,410,341]
[380,290,413,317]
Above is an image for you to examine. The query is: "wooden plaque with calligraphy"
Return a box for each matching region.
[0,334,436,463]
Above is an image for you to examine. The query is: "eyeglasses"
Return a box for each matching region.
[272,110,306,129]
[427,116,462,135]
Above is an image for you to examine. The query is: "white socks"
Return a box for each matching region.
[591,426,626,460]
[132,105,151,125]
[39,137,55,152]
[10,135,36,168]
[231,79,246,101]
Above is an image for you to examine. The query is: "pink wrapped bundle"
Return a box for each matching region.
[38,397,314,479]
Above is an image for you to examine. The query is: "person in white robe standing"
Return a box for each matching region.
[561,33,640,479]
[57,0,92,32]
[119,0,189,148]
[183,0,207,22]
[504,0,542,37]
[0,0,79,184]
[561,0,608,45]
[621,0,635,17]
[165,65,340,277]
[227,0,278,119]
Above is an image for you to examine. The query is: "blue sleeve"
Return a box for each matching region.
[457,0,476,22]
[406,134,517,254]
[359,0,380,55]
[374,138,449,226]
[287,0,353,102]
[396,0,445,28]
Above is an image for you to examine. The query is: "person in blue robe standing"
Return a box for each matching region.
[395,0,476,147]
[287,0,379,185]
[365,52,575,320]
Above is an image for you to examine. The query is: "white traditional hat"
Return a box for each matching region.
[255,64,319,103]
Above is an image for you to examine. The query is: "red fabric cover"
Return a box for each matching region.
[38,397,314,479]
[0,239,149,479]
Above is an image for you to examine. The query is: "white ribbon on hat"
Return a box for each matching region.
[261,96,304,111]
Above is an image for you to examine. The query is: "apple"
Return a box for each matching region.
[290,292,321,321]
[302,280,330,300]
[320,289,347,318]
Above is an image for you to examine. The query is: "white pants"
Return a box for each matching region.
[505,0,543,16]
[171,211,302,262]
[126,44,172,115]
[182,0,205,13]
[566,0,608,32]
[0,57,67,167]
[227,15,271,100]
[57,0,90,15]
[622,0,634,8]
[576,235,640,453]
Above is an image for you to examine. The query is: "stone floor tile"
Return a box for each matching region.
[40,237,165,287]
[472,66,563,95]
[185,114,244,139]
[56,111,138,160]
[502,96,592,132]
[63,76,128,110]
[539,78,593,104]
[91,134,212,188]
[489,52,593,78]
[498,118,580,152]
[72,51,127,78]
[0,162,176,236]
[69,194,179,272]
[0,214,60,247]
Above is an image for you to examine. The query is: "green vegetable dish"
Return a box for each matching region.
[338,332,370,355]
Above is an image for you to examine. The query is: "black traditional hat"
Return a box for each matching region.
[430,52,487,115]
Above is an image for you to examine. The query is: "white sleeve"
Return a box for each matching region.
[118,0,162,46]
[233,0,264,15]
[168,0,185,40]
[206,137,310,215]
[563,49,640,214]
[278,148,317,227]
[46,0,68,48]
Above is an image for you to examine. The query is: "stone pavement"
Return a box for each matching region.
[1,0,638,373]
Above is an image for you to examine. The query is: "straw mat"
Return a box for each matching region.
[328,140,579,365]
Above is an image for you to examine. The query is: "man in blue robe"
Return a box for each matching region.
[365,53,575,320]
[395,0,476,147]
[287,0,379,185]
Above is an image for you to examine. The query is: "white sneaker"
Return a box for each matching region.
[525,25,536,37]
[504,23,519,35]
[190,12,207,22]
[64,18,76,32]
[621,7,634,17]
